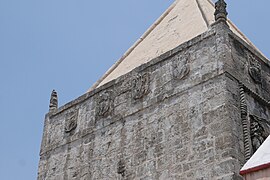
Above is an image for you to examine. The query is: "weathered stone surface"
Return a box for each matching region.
[38,20,270,180]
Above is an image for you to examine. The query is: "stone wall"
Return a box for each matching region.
[226,33,270,163]
[38,22,270,180]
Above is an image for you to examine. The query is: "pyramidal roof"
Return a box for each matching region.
[240,136,270,175]
[89,0,261,90]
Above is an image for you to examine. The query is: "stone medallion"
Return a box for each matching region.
[65,110,79,133]
[131,73,150,100]
[97,90,114,117]
[248,54,261,84]
[172,54,190,80]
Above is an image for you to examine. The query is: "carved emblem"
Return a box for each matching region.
[214,0,228,21]
[239,83,270,161]
[97,91,114,117]
[172,55,190,80]
[249,115,270,153]
[131,73,150,99]
[119,78,132,94]
[65,110,78,133]
[248,54,261,84]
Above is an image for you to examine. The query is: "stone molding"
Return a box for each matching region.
[239,83,250,161]
[47,31,216,117]
[41,73,227,155]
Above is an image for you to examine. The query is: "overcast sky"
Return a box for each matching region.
[0,0,269,179]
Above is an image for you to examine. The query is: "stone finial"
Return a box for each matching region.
[49,90,58,112]
[214,0,228,22]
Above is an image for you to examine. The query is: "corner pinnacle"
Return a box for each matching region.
[214,0,228,22]
[49,89,58,112]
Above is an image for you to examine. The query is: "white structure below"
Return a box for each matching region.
[240,136,270,179]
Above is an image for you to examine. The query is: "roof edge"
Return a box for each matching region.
[240,162,270,175]
[88,1,179,92]
[58,29,216,117]
[227,19,268,60]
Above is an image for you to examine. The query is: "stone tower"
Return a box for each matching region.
[38,0,270,179]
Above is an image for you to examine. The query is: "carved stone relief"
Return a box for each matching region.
[97,90,114,117]
[118,78,132,95]
[249,114,270,153]
[248,54,261,84]
[172,54,190,80]
[65,110,79,133]
[239,83,270,161]
[131,73,150,100]
[117,160,126,177]
[239,84,250,161]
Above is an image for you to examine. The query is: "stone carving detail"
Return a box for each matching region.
[249,114,270,153]
[65,110,78,133]
[117,160,126,177]
[172,54,190,80]
[239,83,270,161]
[131,73,150,100]
[119,78,132,94]
[248,54,262,84]
[214,0,228,22]
[239,84,251,161]
[49,90,58,112]
[97,91,114,117]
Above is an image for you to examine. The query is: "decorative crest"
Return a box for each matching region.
[65,110,78,133]
[248,54,262,84]
[131,73,150,100]
[214,0,228,22]
[97,90,114,117]
[49,90,58,112]
[172,54,190,80]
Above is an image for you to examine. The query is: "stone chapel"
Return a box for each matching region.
[38,0,270,179]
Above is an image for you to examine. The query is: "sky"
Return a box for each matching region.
[0,0,269,179]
